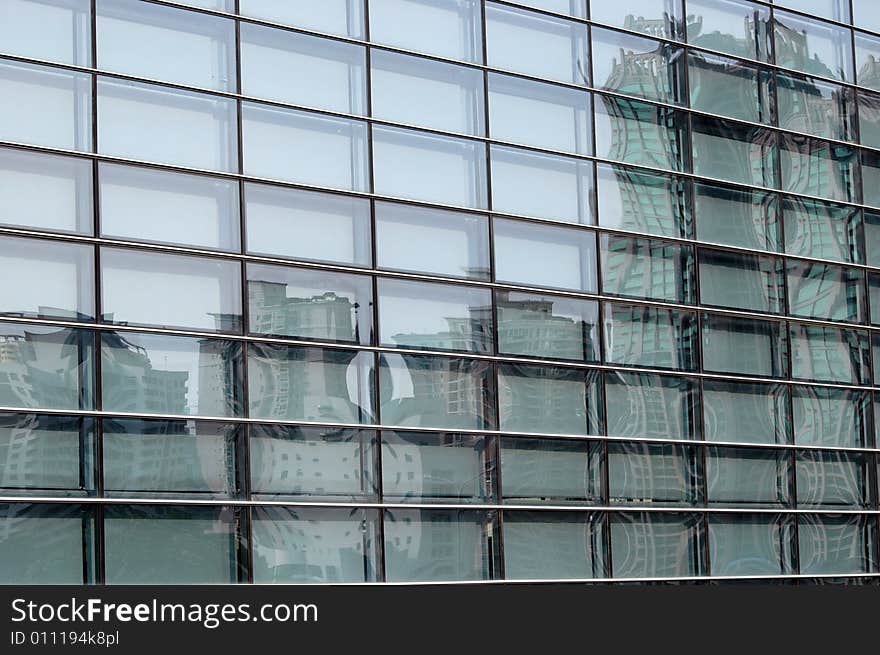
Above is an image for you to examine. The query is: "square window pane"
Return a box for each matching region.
[786,261,865,323]
[852,0,880,33]
[698,248,785,314]
[610,512,703,578]
[686,0,771,62]
[783,196,862,264]
[790,324,870,384]
[691,116,778,188]
[708,514,795,576]
[702,380,790,445]
[596,163,691,238]
[0,0,90,66]
[603,304,697,371]
[369,0,482,63]
[500,437,602,504]
[600,235,695,304]
[859,91,880,150]
[503,511,605,579]
[239,0,364,38]
[605,372,701,440]
[855,31,880,92]
[798,514,877,574]
[694,181,779,251]
[779,136,858,203]
[796,451,871,508]
[861,149,880,209]
[608,442,700,505]
[773,9,853,82]
[705,446,790,507]
[792,386,869,448]
[688,52,772,124]
[701,314,788,377]
[776,72,856,143]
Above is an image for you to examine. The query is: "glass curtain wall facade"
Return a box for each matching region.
[2,0,880,583]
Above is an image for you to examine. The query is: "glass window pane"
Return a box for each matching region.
[519,0,585,17]
[600,235,695,304]
[790,323,870,384]
[0,503,92,583]
[861,149,880,209]
[244,183,371,267]
[691,116,778,188]
[238,0,364,38]
[377,278,493,354]
[694,181,779,251]
[688,52,772,124]
[500,437,602,504]
[701,314,788,377]
[773,9,853,82]
[493,217,598,291]
[852,0,880,33]
[0,322,94,411]
[99,163,239,251]
[242,102,368,191]
[779,136,858,203]
[369,0,482,63]
[102,418,238,498]
[698,248,785,313]
[605,372,701,440]
[610,512,703,578]
[596,163,691,238]
[98,78,236,171]
[786,261,865,323]
[686,0,771,62]
[608,442,700,505]
[373,126,487,208]
[865,210,880,267]
[0,413,93,495]
[248,345,374,424]
[247,263,373,345]
[101,248,242,333]
[792,386,869,448]
[249,425,376,501]
[251,506,379,583]
[375,202,490,280]
[485,2,589,84]
[775,0,850,21]
[0,0,90,66]
[383,509,494,581]
[0,59,91,151]
[96,0,235,91]
[589,0,681,40]
[603,303,697,370]
[796,451,870,508]
[705,446,790,506]
[372,50,484,135]
[101,331,241,416]
[503,511,605,580]
[104,505,239,583]
[855,31,880,92]
[592,27,685,105]
[490,145,595,224]
[594,95,689,172]
[496,290,600,362]
[240,22,366,114]
[702,380,790,445]
[381,431,492,502]
[776,72,856,143]
[488,72,591,154]
[782,196,862,264]
[857,91,880,149]
[870,273,880,325]
[0,148,92,235]
[497,363,602,435]
[798,514,877,574]
[0,236,94,321]
[708,514,795,576]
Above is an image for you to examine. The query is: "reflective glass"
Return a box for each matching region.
[589,0,682,40]
[0,148,92,235]
[786,261,865,323]
[102,419,238,498]
[852,0,880,34]
[870,274,880,325]
[378,353,494,431]
[493,217,598,291]
[857,91,880,149]
[698,248,784,314]
[247,263,373,345]
[595,164,691,238]
[693,181,779,251]
[251,506,379,583]
[104,505,239,583]
[497,364,603,435]
[691,116,778,188]
[0,0,90,66]
[782,196,862,264]
[605,372,701,440]
[0,59,91,151]
[855,31,880,92]
[603,304,697,371]
[97,77,236,171]
[600,235,695,304]
[773,0,850,21]
[499,437,602,504]
[377,278,493,354]
[244,183,372,267]
[96,0,235,91]
[381,431,492,502]
[610,512,703,577]
[798,514,877,574]
[238,0,364,38]
[792,386,870,448]
[861,149,880,208]
[374,202,490,280]
[518,0,585,17]
[369,0,482,63]
[249,425,376,501]
[99,163,240,251]
[608,442,700,505]
[702,381,790,444]
[789,324,870,384]
[240,22,366,114]
[101,248,242,333]
[0,322,94,411]
[796,451,870,508]
[708,514,795,575]
[383,509,494,581]
[779,136,858,203]
[685,0,771,62]
[490,146,595,224]
[495,290,600,361]
[705,446,790,506]
[773,9,853,82]
[241,102,368,191]
[776,72,856,143]
[248,345,374,424]
[485,2,589,85]
[503,511,605,579]
[372,50,484,135]
[372,126,487,208]
[701,314,788,377]
[688,52,772,124]
[0,235,94,321]
[865,210,880,267]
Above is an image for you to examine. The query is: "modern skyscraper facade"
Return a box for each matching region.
[1,0,880,584]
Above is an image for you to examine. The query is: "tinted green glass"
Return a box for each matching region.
[698,248,784,314]
[604,372,700,440]
[499,437,602,504]
[503,511,605,580]
[600,235,695,304]
[701,314,788,378]
[603,304,697,371]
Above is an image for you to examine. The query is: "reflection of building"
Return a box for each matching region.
[248,280,360,343]
[0,328,88,409]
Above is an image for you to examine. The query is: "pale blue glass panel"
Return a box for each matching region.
[590,0,682,39]
[686,0,771,62]
[239,0,364,38]
[855,31,880,92]
[0,0,91,65]
[369,0,482,63]
[773,9,853,82]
